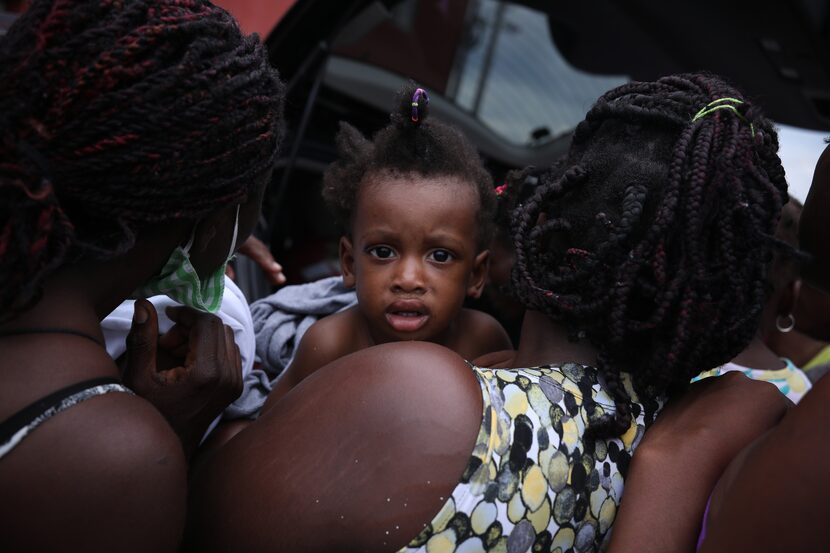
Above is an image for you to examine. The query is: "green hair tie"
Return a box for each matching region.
[692,97,755,137]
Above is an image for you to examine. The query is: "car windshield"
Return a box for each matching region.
[328,0,627,152]
[449,0,627,146]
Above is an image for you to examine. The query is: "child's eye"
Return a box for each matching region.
[367,246,396,259]
[428,249,454,263]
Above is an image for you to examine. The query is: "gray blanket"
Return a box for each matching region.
[224,276,356,419]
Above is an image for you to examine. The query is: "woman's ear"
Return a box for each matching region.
[340,236,356,288]
[466,250,490,299]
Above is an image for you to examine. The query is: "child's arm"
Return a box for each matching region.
[262,315,355,413]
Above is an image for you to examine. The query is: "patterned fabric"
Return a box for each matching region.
[131,205,240,313]
[399,363,662,553]
[803,345,830,372]
[0,378,133,459]
[692,359,811,404]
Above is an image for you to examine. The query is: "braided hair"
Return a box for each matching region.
[510,73,787,436]
[322,82,496,249]
[0,0,285,322]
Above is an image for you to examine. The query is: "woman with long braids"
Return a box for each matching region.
[188,72,788,552]
[605,143,830,553]
[0,1,284,550]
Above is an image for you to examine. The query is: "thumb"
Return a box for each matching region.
[124,299,160,385]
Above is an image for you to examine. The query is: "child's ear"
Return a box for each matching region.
[340,236,357,288]
[466,250,490,299]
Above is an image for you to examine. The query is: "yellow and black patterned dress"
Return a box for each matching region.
[399,363,663,553]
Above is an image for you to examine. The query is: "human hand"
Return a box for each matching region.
[226,235,286,286]
[122,299,243,457]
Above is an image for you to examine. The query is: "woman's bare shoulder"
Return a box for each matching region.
[187,342,482,552]
[0,391,187,552]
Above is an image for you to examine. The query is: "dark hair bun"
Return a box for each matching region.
[391,82,430,128]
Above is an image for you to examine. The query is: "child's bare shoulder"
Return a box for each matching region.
[262,307,370,410]
[454,308,513,359]
[298,306,366,364]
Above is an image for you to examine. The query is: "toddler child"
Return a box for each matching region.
[267,84,512,404]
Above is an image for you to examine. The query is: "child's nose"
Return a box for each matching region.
[392,256,426,293]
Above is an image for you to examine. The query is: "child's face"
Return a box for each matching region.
[340,173,488,345]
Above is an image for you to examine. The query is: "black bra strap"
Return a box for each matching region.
[0,377,122,445]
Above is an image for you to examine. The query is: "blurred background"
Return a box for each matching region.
[3,0,829,302]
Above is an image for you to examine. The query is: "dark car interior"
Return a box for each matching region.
[246,0,830,308]
[3,0,829,308]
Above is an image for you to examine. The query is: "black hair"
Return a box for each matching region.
[0,0,285,322]
[510,73,787,436]
[766,196,807,292]
[322,82,496,249]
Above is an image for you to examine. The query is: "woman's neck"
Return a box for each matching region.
[512,310,598,368]
[0,269,106,342]
[764,329,828,368]
[731,335,786,370]
[1,223,186,337]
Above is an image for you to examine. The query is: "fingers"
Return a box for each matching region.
[165,305,202,328]
[158,323,190,354]
[160,306,243,404]
[161,306,203,359]
[224,325,243,400]
[124,299,160,387]
[238,235,286,285]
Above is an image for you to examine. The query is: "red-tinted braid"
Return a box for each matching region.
[0,0,285,322]
[510,73,787,437]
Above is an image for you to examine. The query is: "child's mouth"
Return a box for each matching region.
[386,302,429,333]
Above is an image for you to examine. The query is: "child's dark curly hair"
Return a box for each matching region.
[0,0,285,322]
[510,73,787,437]
[322,83,496,249]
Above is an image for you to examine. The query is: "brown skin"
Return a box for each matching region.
[123,300,243,457]
[186,310,594,553]
[690,145,830,552]
[767,327,829,368]
[265,306,509,409]
[606,337,791,553]
[226,235,287,286]
[699,371,830,552]
[0,182,264,551]
[765,279,830,367]
[790,280,830,342]
[799,144,830,292]
[606,323,793,551]
[610,147,830,553]
[265,173,511,407]
[187,307,786,552]
[606,372,790,553]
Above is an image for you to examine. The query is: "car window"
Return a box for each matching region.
[329,0,627,153]
[450,0,627,146]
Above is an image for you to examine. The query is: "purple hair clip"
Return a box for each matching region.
[411,88,429,124]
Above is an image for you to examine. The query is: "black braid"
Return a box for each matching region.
[511,73,787,437]
[322,81,496,249]
[0,0,286,322]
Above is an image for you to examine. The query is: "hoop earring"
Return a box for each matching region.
[776,313,795,333]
